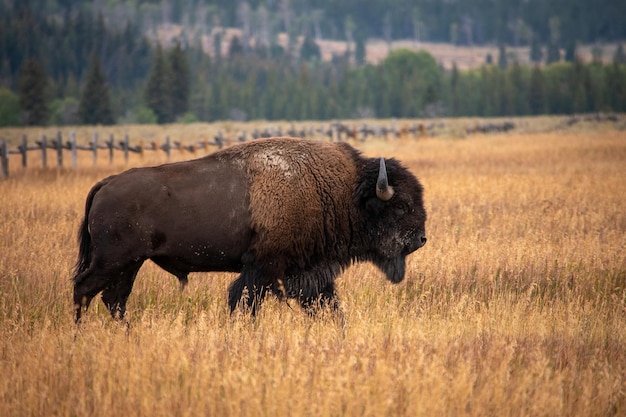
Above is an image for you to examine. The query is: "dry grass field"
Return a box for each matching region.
[0,121,625,416]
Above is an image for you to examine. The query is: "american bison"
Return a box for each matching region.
[73,137,427,322]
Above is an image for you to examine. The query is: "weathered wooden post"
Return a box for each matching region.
[20,134,27,168]
[0,140,8,179]
[70,131,77,170]
[123,134,129,164]
[56,131,63,168]
[92,131,98,166]
[164,136,171,160]
[108,133,114,164]
[41,135,47,168]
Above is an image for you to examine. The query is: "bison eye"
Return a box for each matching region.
[394,202,411,215]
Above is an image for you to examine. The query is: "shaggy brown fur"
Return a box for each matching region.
[73,137,427,322]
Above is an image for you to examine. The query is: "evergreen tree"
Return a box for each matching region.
[300,35,321,62]
[79,54,114,125]
[565,39,577,62]
[355,34,366,66]
[449,62,460,116]
[145,45,172,124]
[529,65,546,115]
[546,43,561,64]
[0,87,20,126]
[613,44,626,64]
[228,36,244,57]
[605,63,626,112]
[17,57,49,125]
[530,37,543,64]
[498,44,508,69]
[168,41,191,120]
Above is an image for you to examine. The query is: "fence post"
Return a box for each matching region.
[41,135,47,168]
[56,131,63,168]
[123,134,129,164]
[70,131,77,170]
[20,134,27,168]
[92,131,98,166]
[108,133,114,164]
[0,140,7,179]
[165,136,171,160]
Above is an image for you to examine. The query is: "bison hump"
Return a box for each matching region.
[244,138,358,261]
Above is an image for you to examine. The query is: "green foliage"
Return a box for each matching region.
[132,106,158,124]
[0,87,20,126]
[144,43,192,124]
[50,97,79,125]
[614,44,626,64]
[377,49,441,117]
[168,42,191,119]
[178,112,198,124]
[79,54,114,125]
[530,38,543,63]
[145,45,173,124]
[17,58,49,126]
[300,35,321,62]
[355,35,366,66]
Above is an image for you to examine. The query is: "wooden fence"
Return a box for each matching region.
[0,121,438,179]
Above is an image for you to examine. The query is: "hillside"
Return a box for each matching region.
[154,24,623,69]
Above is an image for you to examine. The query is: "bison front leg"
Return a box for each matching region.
[297,281,341,315]
[228,267,271,316]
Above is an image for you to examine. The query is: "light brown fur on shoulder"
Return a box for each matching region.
[236,137,359,262]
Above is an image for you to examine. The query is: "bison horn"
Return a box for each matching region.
[376,158,394,201]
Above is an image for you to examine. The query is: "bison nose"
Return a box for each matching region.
[419,235,427,247]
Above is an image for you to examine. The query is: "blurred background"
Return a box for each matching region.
[2,0,625,127]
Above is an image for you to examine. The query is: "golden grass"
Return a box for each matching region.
[1,125,625,416]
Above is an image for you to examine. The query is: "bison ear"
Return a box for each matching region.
[376,158,394,201]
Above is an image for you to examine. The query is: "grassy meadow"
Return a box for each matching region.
[0,119,625,416]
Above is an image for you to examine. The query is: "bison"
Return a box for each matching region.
[73,137,427,322]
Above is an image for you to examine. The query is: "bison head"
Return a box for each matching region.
[360,157,427,283]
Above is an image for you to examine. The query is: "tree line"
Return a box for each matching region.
[1,2,625,126]
[18,0,626,46]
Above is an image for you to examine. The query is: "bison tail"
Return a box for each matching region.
[73,179,108,283]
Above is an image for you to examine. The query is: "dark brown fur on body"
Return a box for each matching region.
[73,137,427,322]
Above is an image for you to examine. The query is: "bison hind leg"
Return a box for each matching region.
[100,261,143,321]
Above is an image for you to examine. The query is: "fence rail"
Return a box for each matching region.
[0,121,444,179]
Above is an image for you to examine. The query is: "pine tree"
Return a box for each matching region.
[613,44,626,64]
[565,39,577,62]
[530,37,543,64]
[168,41,191,120]
[546,43,561,64]
[145,45,172,124]
[300,35,321,62]
[228,36,244,57]
[355,34,366,66]
[18,57,49,126]
[498,44,508,69]
[0,87,20,126]
[529,65,546,115]
[79,54,114,125]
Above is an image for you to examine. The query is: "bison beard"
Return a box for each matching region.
[375,256,406,284]
[72,137,427,323]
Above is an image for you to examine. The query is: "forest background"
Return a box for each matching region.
[2,0,626,127]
